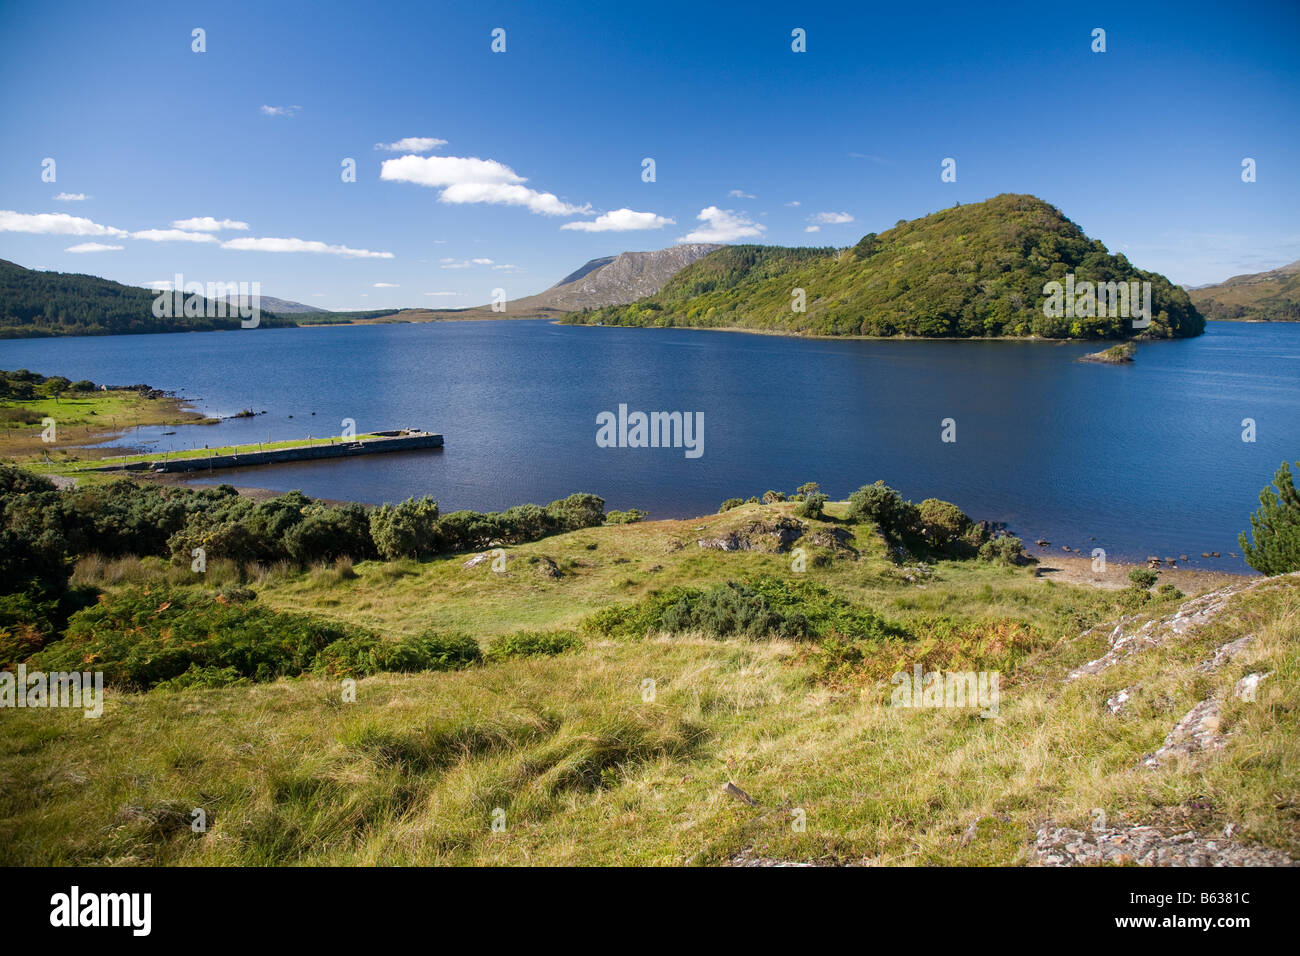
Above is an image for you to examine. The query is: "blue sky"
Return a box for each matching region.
[1,0,1297,309]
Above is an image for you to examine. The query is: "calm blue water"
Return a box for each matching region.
[3,320,1298,568]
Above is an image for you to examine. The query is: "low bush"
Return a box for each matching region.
[484,630,582,662]
[582,577,900,642]
[605,509,648,525]
[31,586,369,690]
[978,535,1025,565]
[1128,567,1159,589]
[311,629,481,678]
[847,481,921,539]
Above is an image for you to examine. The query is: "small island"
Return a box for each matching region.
[1079,342,1136,364]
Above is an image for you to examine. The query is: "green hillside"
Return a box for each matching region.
[566,194,1205,340]
[1190,260,1300,322]
[0,259,296,337]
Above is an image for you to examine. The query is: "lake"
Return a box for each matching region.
[4,319,1298,568]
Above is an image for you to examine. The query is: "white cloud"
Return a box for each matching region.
[220,237,394,258]
[380,154,590,216]
[260,105,301,117]
[53,193,88,202]
[561,208,675,232]
[172,216,249,232]
[679,207,766,243]
[805,226,821,233]
[0,210,126,237]
[808,211,855,226]
[492,263,520,271]
[65,242,123,252]
[373,282,399,288]
[423,291,464,297]
[374,137,447,153]
[131,228,219,243]
[440,257,496,269]
[785,201,801,207]
[728,189,756,199]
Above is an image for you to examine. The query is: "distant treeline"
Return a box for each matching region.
[0,259,403,337]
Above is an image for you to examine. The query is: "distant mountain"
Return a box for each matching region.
[211,293,324,314]
[386,244,722,322]
[565,194,1205,340]
[1189,260,1300,322]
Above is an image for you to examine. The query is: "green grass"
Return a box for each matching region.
[4,500,1295,866]
[1,388,214,465]
[56,433,389,470]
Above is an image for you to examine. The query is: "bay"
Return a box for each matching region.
[4,319,1297,568]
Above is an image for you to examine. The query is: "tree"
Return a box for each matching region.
[1240,461,1300,574]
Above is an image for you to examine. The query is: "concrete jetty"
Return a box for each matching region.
[89,429,443,473]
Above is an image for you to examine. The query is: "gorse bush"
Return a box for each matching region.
[1240,461,1300,575]
[604,508,647,525]
[978,535,1025,565]
[369,496,440,560]
[847,481,921,538]
[794,493,828,520]
[918,498,972,549]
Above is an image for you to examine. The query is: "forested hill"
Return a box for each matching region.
[564,194,1205,340]
[0,259,293,337]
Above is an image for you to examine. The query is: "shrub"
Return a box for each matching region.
[32,586,367,690]
[918,498,971,549]
[284,504,374,564]
[311,629,481,678]
[719,498,745,513]
[544,493,606,532]
[582,578,899,643]
[659,582,795,639]
[154,664,247,691]
[1156,583,1185,601]
[761,490,786,504]
[1240,461,1300,574]
[484,630,582,662]
[847,481,921,538]
[369,496,440,560]
[497,503,550,542]
[1128,567,1159,589]
[434,509,502,553]
[605,508,648,525]
[1118,586,1152,612]
[978,535,1025,565]
[794,493,828,520]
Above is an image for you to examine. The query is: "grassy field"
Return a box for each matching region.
[2,499,1294,866]
[0,388,215,463]
[36,433,389,473]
